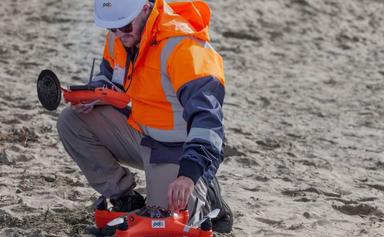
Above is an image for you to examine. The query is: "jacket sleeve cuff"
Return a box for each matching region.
[177,159,204,185]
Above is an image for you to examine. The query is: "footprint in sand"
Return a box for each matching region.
[0,127,39,147]
[332,203,384,217]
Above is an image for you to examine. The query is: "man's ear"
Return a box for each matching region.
[143,2,152,13]
[143,2,153,15]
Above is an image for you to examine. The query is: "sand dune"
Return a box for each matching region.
[1,0,384,236]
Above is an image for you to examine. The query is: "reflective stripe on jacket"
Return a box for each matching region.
[99,0,225,184]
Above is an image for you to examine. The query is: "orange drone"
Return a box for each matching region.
[85,196,218,237]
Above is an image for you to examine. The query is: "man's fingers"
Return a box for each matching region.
[82,104,94,113]
[181,188,190,210]
[167,183,175,212]
[168,177,195,212]
[71,100,99,114]
[169,182,183,212]
[71,104,86,113]
[178,189,185,210]
[172,183,180,208]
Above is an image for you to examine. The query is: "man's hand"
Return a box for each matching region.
[71,100,100,114]
[167,176,194,213]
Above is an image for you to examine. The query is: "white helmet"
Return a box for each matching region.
[94,0,147,29]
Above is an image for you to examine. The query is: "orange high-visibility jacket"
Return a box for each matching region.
[99,0,225,184]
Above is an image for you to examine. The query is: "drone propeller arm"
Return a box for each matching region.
[194,208,220,227]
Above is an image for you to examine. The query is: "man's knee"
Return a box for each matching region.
[57,107,79,138]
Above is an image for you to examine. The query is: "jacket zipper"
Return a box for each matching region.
[124,47,139,92]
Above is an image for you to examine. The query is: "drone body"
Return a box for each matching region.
[94,207,213,237]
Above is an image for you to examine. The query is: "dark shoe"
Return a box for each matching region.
[110,191,146,212]
[207,176,233,233]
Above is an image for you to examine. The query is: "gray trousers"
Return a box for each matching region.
[57,106,208,224]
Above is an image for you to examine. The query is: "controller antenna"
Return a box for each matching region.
[89,58,96,83]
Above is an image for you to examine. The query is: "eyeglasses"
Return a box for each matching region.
[109,21,133,33]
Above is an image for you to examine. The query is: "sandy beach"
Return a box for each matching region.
[0,0,384,236]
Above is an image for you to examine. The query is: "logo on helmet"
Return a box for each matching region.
[103,2,112,7]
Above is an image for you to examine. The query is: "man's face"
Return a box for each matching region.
[112,9,147,48]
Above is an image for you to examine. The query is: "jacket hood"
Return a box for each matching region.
[144,0,211,44]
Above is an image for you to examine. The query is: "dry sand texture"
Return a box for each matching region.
[0,0,384,236]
